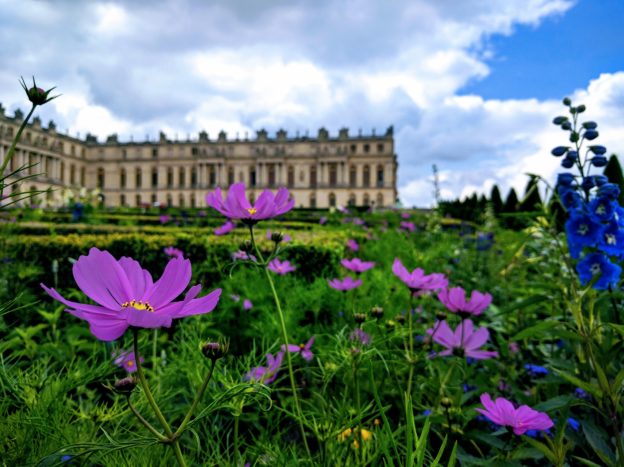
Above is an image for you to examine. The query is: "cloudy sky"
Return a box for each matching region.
[1,0,623,206]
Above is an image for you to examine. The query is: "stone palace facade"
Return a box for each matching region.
[0,105,398,209]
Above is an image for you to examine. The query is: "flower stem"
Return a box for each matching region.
[248,225,312,459]
[132,329,187,467]
[406,292,416,397]
[0,104,36,178]
[126,395,168,441]
[174,359,217,437]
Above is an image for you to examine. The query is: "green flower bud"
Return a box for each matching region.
[114,376,137,394]
[201,339,229,361]
[563,97,571,106]
[19,76,59,106]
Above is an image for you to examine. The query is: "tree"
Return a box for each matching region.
[603,154,624,205]
[490,185,504,215]
[518,175,543,212]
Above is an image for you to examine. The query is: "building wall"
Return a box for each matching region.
[0,110,398,208]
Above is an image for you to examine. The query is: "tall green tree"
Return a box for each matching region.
[490,185,504,215]
[603,154,624,205]
[518,175,543,212]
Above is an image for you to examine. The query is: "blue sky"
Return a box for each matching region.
[462,0,624,100]
[0,0,622,207]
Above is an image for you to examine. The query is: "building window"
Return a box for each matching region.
[376,192,384,207]
[329,163,337,186]
[363,193,370,206]
[70,164,76,184]
[136,167,142,188]
[122,148,127,159]
[309,193,316,208]
[249,168,257,187]
[350,144,356,153]
[166,193,172,206]
[328,192,336,207]
[152,148,158,158]
[310,165,317,188]
[151,193,157,204]
[209,165,216,186]
[135,194,141,206]
[191,167,198,187]
[60,162,65,182]
[377,143,384,152]
[97,167,105,189]
[179,193,185,207]
[376,164,384,187]
[81,167,86,186]
[151,167,158,188]
[120,168,126,188]
[179,167,185,187]
[348,193,356,206]
[287,166,294,187]
[228,167,234,185]
[363,165,370,187]
[299,170,305,182]
[349,165,357,187]
[268,164,276,186]
[364,144,370,153]
[120,194,126,206]
[190,194,196,208]
[167,167,173,188]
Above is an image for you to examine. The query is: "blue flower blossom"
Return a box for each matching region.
[565,213,605,258]
[577,252,622,290]
[525,364,549,377]
[567,418,580,431]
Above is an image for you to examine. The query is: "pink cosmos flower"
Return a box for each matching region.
[400,221,416,232]
[243,299,253,310]
[231,250,257,262]
[282,336,315,361]
[163,246,184,259]
[328,276,363,291]
[401,212,411,219]
[41,248,222,341]
[341,258,375,274]
[476,393,554,435]
[427,319,498,360]
[206,182,294,223]
[268,258,297,275]
[392,258,448,293]
[244,351,284,384]
[346,239,359,251]
[159,214,171,224]
[214,220,235,236]
[437,287,492,316]
[114,350,143,373]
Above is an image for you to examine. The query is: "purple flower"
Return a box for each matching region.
[41,248,222,341]
[319,216,327,225]
[427,319,498,360]
[113,350,143,373]
[282,336,315,361]
[231,250,257,262]
[163,246,184,259]
[349,328,371,345]
[214,220,235,236]
[159,214,171,224]
[392,258,448,293]
[243,299,253,310]
[268,258,297,275]
[475,393,554,435]
[206,182,294,224]
[346,239,359,251]
[230,294,240,302]
[244,351,284,384]
[437,287,492,316]
[400,221,416,232]
[341,258,375,273]
[401,212,411,219]
[328,276,363,291]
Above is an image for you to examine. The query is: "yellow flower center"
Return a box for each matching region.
[122,300,155,312]
[247,207,257,215]
[127,360,134,367]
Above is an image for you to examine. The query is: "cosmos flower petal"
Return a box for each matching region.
[145,257,192,308]
[72,248,131,309]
